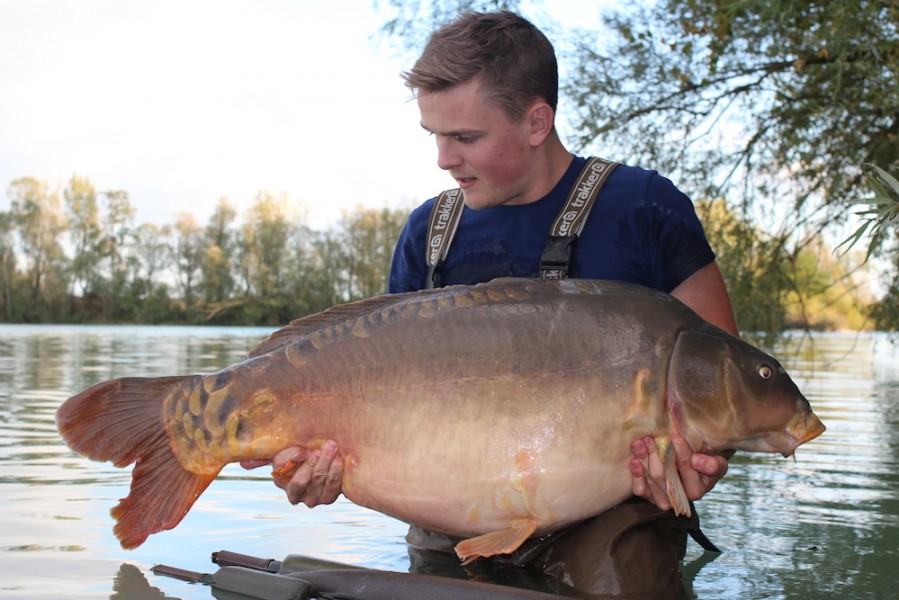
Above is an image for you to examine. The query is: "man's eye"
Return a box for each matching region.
[455,135,475,143]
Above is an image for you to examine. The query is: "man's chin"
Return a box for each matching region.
[460,189,493,210]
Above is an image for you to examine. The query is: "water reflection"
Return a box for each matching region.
[111,564,177,600]
[0,325,896,599]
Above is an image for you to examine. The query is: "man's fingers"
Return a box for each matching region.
[263,442,344,508]
[630,435,670,508]
[670,430,694,468]
[269,447,311,492]
[300,441,340,507]
[286,450,320,505]
[691,453,730,478]
[671,430,729,500]
[319,450,344,505]
[632,432,731,508]
[630,458,648,497]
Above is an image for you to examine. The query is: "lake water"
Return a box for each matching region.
[0,325,896,599]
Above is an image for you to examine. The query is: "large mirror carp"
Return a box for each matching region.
[57,278,825,563]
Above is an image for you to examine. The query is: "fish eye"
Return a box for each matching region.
[758,364,774,379]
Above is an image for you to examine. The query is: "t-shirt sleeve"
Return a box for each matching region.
[646,173,716,292]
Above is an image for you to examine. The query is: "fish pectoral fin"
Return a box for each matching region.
[454,518,540,565]
[664,443,692,518]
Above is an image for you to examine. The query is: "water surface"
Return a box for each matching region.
[0,325,895,599]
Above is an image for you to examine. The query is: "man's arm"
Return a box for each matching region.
[668,261,739,336]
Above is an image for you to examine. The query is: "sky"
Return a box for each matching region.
[0,0,612,230]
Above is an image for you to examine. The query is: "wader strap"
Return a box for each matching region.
[687,526,722,553]
[424,188,464,289]
[540,157,619,279]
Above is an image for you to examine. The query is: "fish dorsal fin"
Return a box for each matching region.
[248,290,422,358]
[247,278,548,359]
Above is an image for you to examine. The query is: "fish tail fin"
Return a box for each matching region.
[56,376,222,549]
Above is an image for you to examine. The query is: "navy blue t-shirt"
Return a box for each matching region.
[388,155,714,294]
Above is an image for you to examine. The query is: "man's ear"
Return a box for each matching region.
[527,103,555,145]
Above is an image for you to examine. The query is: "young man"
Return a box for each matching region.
[250,10,737,596]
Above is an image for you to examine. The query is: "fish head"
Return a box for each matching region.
[667,324,825,457]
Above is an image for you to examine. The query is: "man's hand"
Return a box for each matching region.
[240,440,344,507]
[629,430,732,511]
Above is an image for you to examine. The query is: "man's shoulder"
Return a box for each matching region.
[595,162,686,205]
[405,194,441,228]
[603,161,657,187]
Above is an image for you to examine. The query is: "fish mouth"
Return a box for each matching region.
[780,411,826,457]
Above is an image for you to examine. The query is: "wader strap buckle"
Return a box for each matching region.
[539,236,577,279]
[539,157,619,279]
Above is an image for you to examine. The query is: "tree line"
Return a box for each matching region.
[1,172,875,333]
[5,0,896,332]
[1,175,408,326]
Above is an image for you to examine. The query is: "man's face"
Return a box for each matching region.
[417,78,538,209]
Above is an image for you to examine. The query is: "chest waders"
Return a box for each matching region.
[420,156,722,555]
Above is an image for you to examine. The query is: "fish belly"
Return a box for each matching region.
[338,388,640,538]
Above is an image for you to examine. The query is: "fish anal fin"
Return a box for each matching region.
[663,442,691,518]
[112,432,221,549]
[454,518,540,565]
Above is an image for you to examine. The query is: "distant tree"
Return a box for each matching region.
[239,192,293,297]
[281,225,336,317]
[311,229,350,307]
[0,211,17,321]
[700,197,873,336]
[64,175,104,298]
[336,206,408,299]
[783,236,873,331]
[129,222,172,322]
[870,253,899,332]
[200,198,238,304]
[234,191,300,324]
[172,212,204,316]
[98,190,135,320]
[7,177,69,320]
[696,198,791,336]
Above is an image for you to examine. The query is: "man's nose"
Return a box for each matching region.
[435,138,462,171]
